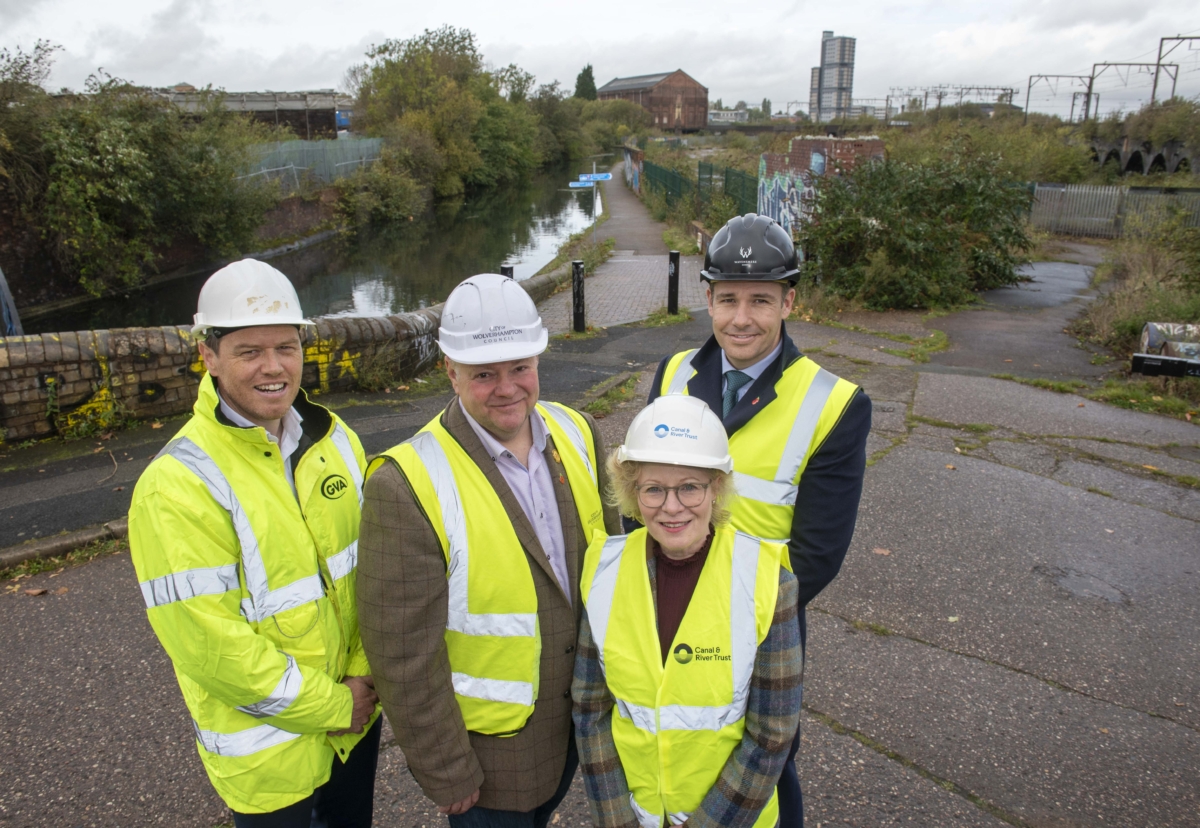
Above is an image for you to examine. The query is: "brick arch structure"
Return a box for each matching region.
[1091,139,1195,176]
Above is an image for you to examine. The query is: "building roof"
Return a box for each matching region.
[597,72,677,94]
[152,89,347,112]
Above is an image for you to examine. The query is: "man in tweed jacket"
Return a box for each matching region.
[357,274,620,827]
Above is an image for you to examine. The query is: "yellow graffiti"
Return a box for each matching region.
[59,355,121,437]
[303,342,361,393]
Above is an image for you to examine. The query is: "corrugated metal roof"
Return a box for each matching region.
[597,72,675,93]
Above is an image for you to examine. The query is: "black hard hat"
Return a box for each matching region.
[701,213,799,284]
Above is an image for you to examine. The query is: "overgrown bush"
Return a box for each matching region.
[1,42,279,296]
[797,152,1033,309]
[335,147,425,226]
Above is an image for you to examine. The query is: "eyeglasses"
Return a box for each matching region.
[637,482,711,509]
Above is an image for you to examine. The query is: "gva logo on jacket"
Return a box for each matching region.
[321,474,349,499]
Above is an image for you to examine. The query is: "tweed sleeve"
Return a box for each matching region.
[572,609,640,828]
[687,568,803,828]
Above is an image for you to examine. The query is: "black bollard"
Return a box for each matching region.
[667,250,680,316]
[572,260,586,333]
[500,264,514,278]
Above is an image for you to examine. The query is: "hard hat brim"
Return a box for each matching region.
[437,329,549,365]
[191,317,315,336]
[616,444,734,474]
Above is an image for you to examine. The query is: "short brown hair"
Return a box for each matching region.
[605,450,736,526]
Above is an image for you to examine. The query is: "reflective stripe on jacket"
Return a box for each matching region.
[370,402,603,736]
[129,374,373,814]
[661,349,859,543]
[580,526,787,828]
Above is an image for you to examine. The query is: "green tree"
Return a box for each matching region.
[574,64,597,100]
[762,98,771,116]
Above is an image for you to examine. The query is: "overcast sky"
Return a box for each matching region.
[3,0,1198,119]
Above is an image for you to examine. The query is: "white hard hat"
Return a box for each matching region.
[617,395,733,473]
[438,273,548,365]
[192,259,313,335]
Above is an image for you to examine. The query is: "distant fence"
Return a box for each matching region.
[240,138,384,187]
[1029,183,1200,238]
[643,161,693,204]
[643,160,757,216]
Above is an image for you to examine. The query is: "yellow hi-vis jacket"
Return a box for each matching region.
[369,402,604,736]
[129,374,377,814]
[581,526,788,828]
[660,350,859,543]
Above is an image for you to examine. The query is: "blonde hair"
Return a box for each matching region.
[605,449,736,526]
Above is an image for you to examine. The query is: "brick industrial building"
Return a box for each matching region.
[597,71,709,131]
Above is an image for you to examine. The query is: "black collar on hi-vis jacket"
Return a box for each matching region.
[674,322,804,437]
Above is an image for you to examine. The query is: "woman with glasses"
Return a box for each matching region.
[573,395,802,828]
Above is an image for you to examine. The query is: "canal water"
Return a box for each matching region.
[32,169,598,334]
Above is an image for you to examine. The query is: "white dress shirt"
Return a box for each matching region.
[721,339,783,404]
[218,392,304,495]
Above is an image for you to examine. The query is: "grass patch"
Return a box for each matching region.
[851,618,892,636]
[881,328,948,363]
[662,225,700,256]
[1086,487,1113,497]
[583,373,641,419]
[1085,379,1200,422]
[909,414,995,433]
[2,535,129,583]
[552,325,604,341]
[338,359,452,401]
[639,307,693,327]
[991,373,1090,394]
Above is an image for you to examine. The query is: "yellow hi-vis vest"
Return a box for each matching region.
[130,375,374,814]
[660,350,859,543]
[581,526,787,828]
[370,402,604,736]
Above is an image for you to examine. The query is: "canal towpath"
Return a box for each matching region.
[537,161,709,333]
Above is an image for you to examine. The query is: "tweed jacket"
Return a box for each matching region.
[357,399,620,812]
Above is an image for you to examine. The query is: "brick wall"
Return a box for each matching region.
[758,135,886,237]
[0,267,568,442]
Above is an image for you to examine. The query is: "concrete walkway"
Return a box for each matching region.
[538,162,708,334]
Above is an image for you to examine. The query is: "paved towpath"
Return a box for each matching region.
[538,162,708,334]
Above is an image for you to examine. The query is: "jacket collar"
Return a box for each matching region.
[687,322,803,436]
[197,374,333,445]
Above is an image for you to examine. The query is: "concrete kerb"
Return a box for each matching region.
[0,517,129,570]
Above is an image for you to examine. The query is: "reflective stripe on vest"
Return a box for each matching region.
[326,540,358,582]
[405,430,538,641]
[329,423,364,508]
[665,350,698,396]
[162,437,324,623]
[540,402,597,483]
[237,653,304,718]
[140,563,240,608]
[192,719,302,757]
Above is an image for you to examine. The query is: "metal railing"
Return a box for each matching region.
[643,160,693,205]
[1029,183,1200,238]
[723,168,757,216]
[241,138,383,188]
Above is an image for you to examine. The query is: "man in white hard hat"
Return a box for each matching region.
[357,273,620,828]
[129,259,381,827]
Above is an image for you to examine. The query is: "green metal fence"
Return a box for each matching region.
[240,138,383,187]
[724,168,757,215]
[643,160,693,205]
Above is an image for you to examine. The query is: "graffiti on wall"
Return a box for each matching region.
[623,146,644,194]
[757,157,817,239]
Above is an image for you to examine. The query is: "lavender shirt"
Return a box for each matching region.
[459,400,571,604]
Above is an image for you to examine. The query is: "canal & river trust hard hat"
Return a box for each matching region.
[617,395,733,473]
[191,259,313,335]
[437,273,549,364]
[701,213,800,284]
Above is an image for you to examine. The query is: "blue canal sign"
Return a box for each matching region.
[568,181,594,188]
[578,173,613,181]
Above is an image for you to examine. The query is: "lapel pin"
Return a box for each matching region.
[552,449,561,464]
[559,474,566,484]
[751,397,760,405]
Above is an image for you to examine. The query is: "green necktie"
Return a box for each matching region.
[722,370,752,417]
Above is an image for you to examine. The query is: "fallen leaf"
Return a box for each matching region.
[1142,464,1159,471]
[38,469,45,473]
[953,447,961,454]
[1100,728,1109,734]
[52,587,68,595]
[872,547,892,556]
[1078,403,1085,407]
[1128,399,1138,404]
[945,464,956,470]
[113,486,125,492]
[151,421,163,429]
[397,385,410,391]
[1187,412,1193,422]
[1104,529,1114,534]
[1004,359,1013,363]
[948,616,959,622]
[1176,702,1186,707]
[93,447,105,454]
[24,588,47,596]
[1151,396,1162,402]
[383,388,391,394]
[1033,363,1041,368]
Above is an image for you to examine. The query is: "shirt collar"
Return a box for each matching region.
[458,398,547,464]
[721,338,783,382]
[218,392,303,447]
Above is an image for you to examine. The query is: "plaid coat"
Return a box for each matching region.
[357,399,620,812]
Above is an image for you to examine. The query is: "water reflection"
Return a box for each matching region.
[31,168,597,333]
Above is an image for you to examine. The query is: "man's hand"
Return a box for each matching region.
[438,789,480,816]
[328,676,378,736]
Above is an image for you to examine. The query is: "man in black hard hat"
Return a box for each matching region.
[648,213,872,828]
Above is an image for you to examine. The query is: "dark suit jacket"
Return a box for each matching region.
[357,399,620,812]
[648,323,872,647]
